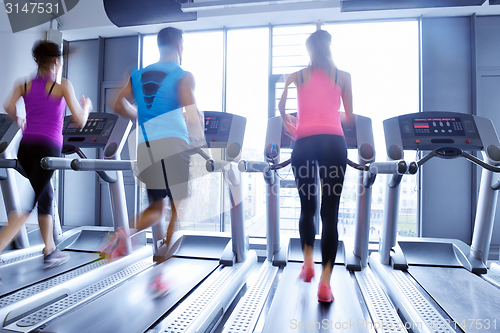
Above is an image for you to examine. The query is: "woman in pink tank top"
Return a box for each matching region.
[0,41,92,273]
[278,30,354,303]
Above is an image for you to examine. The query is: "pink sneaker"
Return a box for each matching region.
[99,228,130,260]
[149,273,170,298]
[99,232,119,259]
[318,283,334,303]
[298,264,315,282]
[112,228,130,258]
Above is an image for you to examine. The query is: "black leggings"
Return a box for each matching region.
[17,143,60,215]
[291,134,347,267]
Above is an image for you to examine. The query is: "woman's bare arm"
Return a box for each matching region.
[61,78,92,128]
[113,78,138,121]
[340,71,354,125]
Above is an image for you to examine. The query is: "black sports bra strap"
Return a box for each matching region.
[48,81,56,97]
[24,79,27,96]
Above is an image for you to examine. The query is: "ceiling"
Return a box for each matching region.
[1,0,500,40]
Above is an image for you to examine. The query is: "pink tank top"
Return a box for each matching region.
[295,70,344,140]
[22,77,66,149]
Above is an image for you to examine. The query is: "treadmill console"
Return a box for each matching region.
[62,113,119,149]
[203,111,246,150]
[62,112,131,159]
[0,115,15,142]
[0,114,20,155]
[395,112,482,151]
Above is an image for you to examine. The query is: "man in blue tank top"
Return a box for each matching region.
[111,27,206,296]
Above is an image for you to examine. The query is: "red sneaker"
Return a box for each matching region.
[318,283,334,303]
[99,228,130,260]
[298,264,315,282]
[149,273,170,298]
[99,232,119,259]
[112,228,130,258]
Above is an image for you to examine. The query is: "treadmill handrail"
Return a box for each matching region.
[0,159,19,169]
[245,158,408,175]
[41,157,73,170]
[238,160,269,173]
[70,146,210,172]
[41,157,118,183]
[416,149,500,173]
[70,159,136,171]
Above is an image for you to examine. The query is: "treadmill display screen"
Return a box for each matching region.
[205,116,221,134]
[64,118,107,135]
[412,117,465,136]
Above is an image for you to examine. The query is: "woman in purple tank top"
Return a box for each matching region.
[279,30,354,303]
[1,40,92,272]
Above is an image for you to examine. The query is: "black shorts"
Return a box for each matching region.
[136,137,191,203]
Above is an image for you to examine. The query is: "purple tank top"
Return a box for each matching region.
[22,77,66,149]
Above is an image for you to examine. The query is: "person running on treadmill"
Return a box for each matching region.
[110,27,206,296]
[1,40,92,270]
[279,29,353,303]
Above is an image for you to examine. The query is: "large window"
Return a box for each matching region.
[226,28,269,235]
[141,20,419,239]
[273,21,419,239]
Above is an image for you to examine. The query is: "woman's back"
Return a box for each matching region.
[23,76,66,148]
[295,69,343,140]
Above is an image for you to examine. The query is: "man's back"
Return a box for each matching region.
[131,62,190,144]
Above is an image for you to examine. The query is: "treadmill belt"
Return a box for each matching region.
[36,257,219,333]
[0,251,100,296]
[410,266,500,333]
[262,263,370,333]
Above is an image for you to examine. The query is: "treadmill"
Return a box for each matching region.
[4,111,257,333]
[227,113,410,333]
[0,113,152,332]
[371,111,500,333]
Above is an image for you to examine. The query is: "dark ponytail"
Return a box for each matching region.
[32,40,62,71]
[306,30,333,74]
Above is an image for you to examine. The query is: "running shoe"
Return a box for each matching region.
[44,249,70,269]
[317,283,334,303]
[149,273,170,298]
[99,228,132,260]
[112,228,130,258]
[298,264,315,282]
[99,232,119,259]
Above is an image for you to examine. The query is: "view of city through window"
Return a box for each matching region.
[141,20,419,240]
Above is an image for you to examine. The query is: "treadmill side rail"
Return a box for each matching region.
[152,251,257,333]
[370,253,460,333]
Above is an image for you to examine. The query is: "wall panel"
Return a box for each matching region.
[420,17,473,243]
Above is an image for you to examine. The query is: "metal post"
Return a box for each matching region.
[1,168,30,249]
[52,187,63,245]
[353,170,372,267]
[228,181,247,263]
[379,176,400,265]
[470,168,498,263]
[266,170,280,262]
[108,163,133,255]
[151,222,167,254]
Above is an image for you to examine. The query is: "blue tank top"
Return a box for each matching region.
[131,62,190,144]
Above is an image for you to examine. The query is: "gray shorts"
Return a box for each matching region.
[136,137,191,202]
